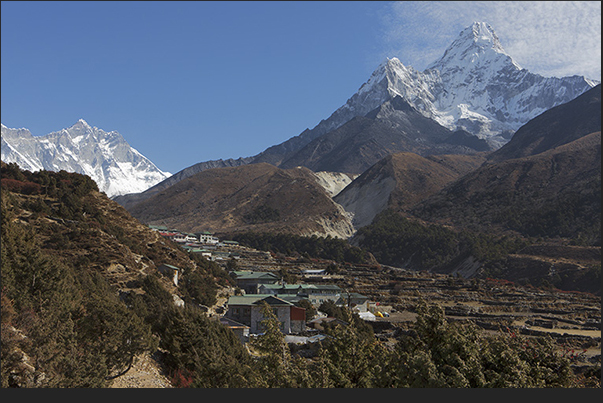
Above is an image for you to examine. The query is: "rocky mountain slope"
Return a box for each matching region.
[1,119,171,197]
[410,84,601,243]
[334,152,487,229]
[486,84,602,163]
[312,171,357,197]
[1,162,237,387]
[0,161,207,294]
[334,85,600,235]
[277,96,490,174]
[125,163,356,239]
[413,130,601,242]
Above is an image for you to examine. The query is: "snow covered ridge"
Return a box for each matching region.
[317,22,599,150]
[1,119,171,198]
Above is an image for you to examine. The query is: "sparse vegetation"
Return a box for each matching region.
[1,163,599,388]
[243,204,281,224]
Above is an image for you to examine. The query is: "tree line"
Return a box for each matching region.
[228,231,373,265]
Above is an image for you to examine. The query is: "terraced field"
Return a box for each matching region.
[227,246,601,377]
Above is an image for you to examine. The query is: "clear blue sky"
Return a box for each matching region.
[2,1,601,174]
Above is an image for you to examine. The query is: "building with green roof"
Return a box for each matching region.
[230,270,281,294]
[225,294,305,334]
[258,283,342,307]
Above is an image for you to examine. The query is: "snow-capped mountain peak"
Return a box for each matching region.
[290,22,597,154]
[74,118,91,128]
[463,21,505,52]
[429,21,521,75]
[1,120,171,198]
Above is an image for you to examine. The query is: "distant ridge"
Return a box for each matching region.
[126,163,356,239]
[114,21,597,207]
[113,156,252,209]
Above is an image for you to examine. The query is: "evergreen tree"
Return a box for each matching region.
[393,300,576,388]
[249,302,295,387]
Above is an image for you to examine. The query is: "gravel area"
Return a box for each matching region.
[109,352,173,388]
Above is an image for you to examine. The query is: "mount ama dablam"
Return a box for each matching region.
[112,22,596,207]
[111,22,598,239]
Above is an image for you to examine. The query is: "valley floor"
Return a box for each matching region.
[110,242,601,388]
[231,247,601,379]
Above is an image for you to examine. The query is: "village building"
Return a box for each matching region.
[302,269,326,275]
[148,225,169,232]
[258,283,301,296]
[230,270,281,294]
[336,292,370,312]
[258,283,342,307]
[219,316,250,343]
[225,294,306,334]
[169,233,197,243]
[195,231,219,244]
[191,248,213,260]
[211,251,232,261]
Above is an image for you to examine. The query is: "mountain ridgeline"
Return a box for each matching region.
[111,21,596,209]
[1,21,601,389]
[2,22,600,287]
[1,120,171,198]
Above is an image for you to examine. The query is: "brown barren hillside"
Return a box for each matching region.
[334,151,488,228]
[412,131,601,242]
[126,163,355,238]
[0,162,218,295]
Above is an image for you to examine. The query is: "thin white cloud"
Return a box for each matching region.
[379,1,601,81]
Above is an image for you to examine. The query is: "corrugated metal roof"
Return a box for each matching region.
[261,284,301,290]
[252,295,293,306]
[312,284,341,290]
[227,294,273,306]
[232,271,280,280]
[227,294,294,307]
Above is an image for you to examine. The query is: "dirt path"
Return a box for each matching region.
[109,352,172,388]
